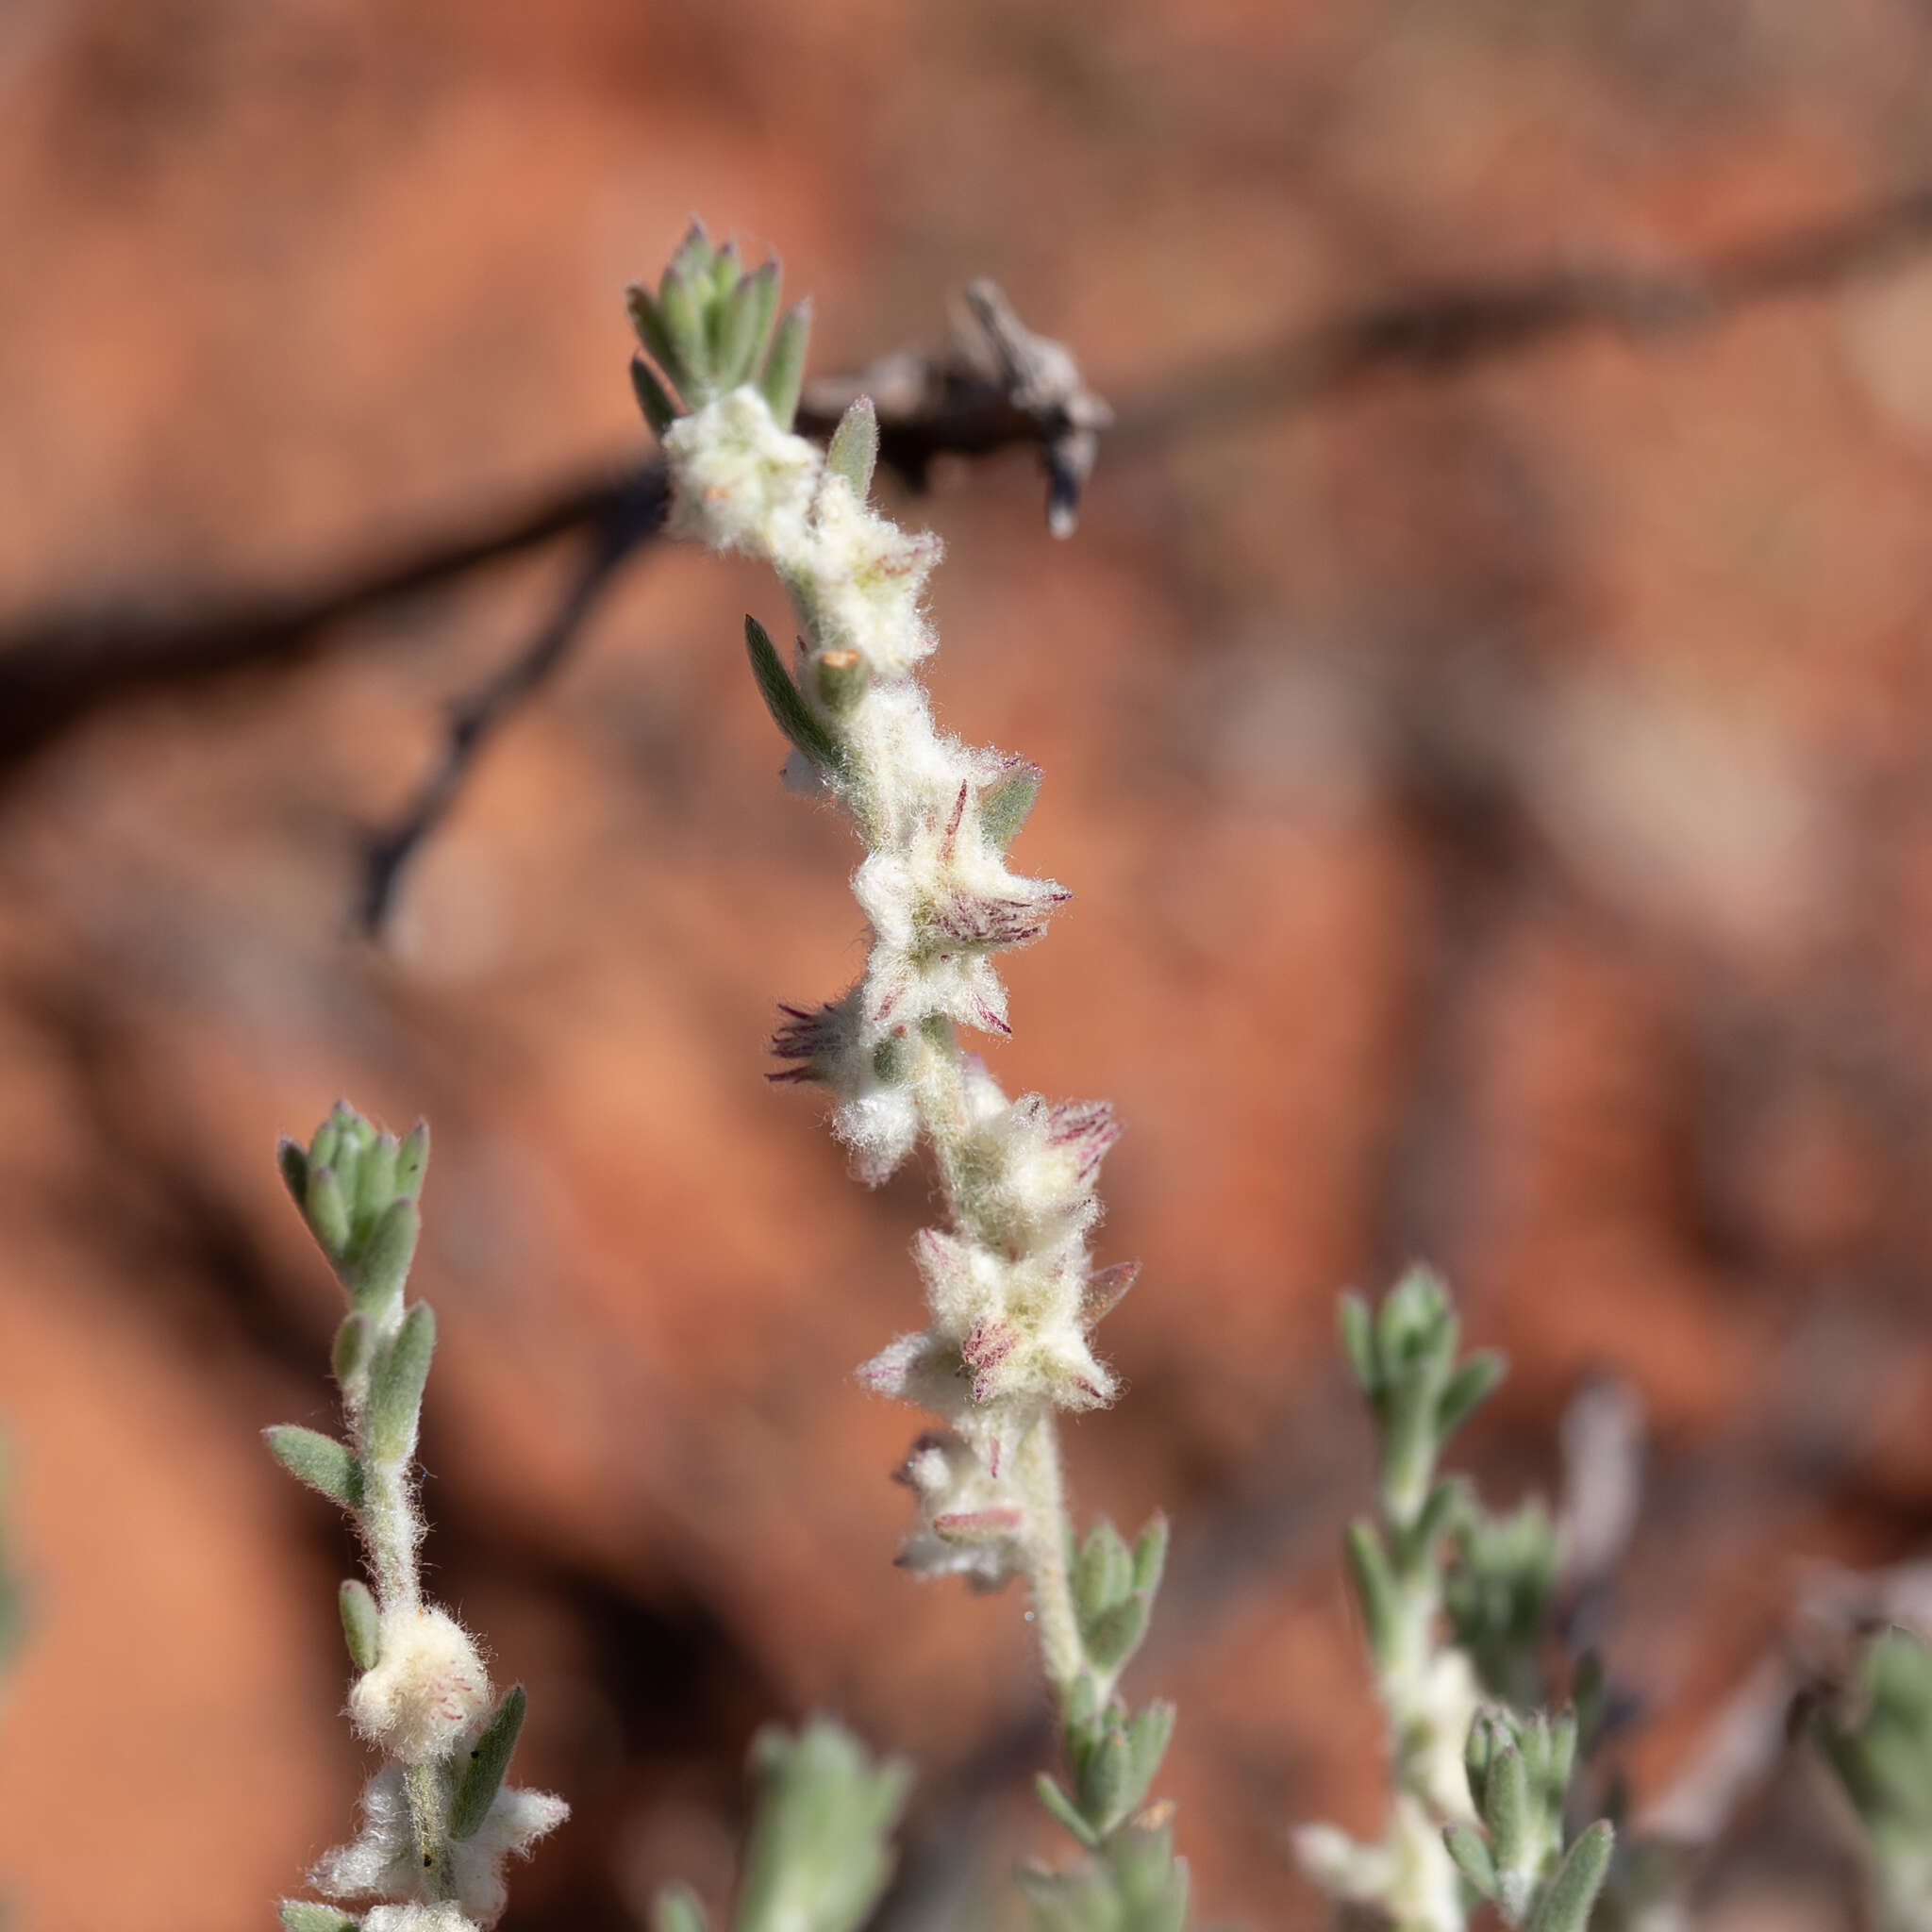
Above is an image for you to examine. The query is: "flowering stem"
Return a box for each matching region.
[270,1106,569,1928]
[633,226,1184,1909]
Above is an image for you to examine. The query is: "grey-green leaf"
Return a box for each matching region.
[353,1132,398,1223]
[1485,1744,1531,1874]
[626,286,683,391]
[366,1302,437,1467]
[350,1198,419,1316]
[667,218,715,290]
[1529,1822,1614,1932]
[1036,1771,1101,1849]
[1344,1520,1398,1672]
[1075,1520,1132,1619]
[1078,1724,1133,1835]
[264,1425,361,1510]
[1083,1595,1152,1676]
[715,261,776,391]
[978,764,1041,852]
[1444,1823,1499,1898]
[1104,1818,1190,1932]
[451,1684,527,1839]
[393,1120,429,1201]
[758,299,812,432]
[1124,1702,1175,1804]
[825,396,878,500]
[1131,1513,1170,1595]
[745,616,841,771]
[277,1137,308,1209]
[631,355,678,435]
[1338,1291,1376,1391]
[304,1165,351,1264]
[307,1112,342,1175]
[339,1578,380,1671]
[278,1904,360,1932]
[1436,1349,1507,1444]
[657,262,710,400]
[1549,1707,1578,1799]
[734,263,782,391]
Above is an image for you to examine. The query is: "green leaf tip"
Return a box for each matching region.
[1437,1348,1507,1444]
[366,1301,437,1466]
[715,258,779,391]
[1444,1822,1499,1897]
[631,355,678,436]
[288,1104,428,1304]
[656,261,710,402]
[278,1904,359,1932]
[1037,1771,1102,1849]
[1342,1518,1398,1671]
[1338,1289,1376,1390]
[451,1683,528,1839]
[978,763,1041,853]
[276,1136,308,1208]
[264,1425,361,1510]
[1528,1821,1614,1932]
[339,1578,380,1671]
[825,395,879,500]
[744,616,843,773]
[758,298,812,433]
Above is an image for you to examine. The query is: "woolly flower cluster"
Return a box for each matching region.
[858,1059,1127,1474]
[665,385,1136,1577]
[314,1607,567,1928]
[349,1607,491,1764]
[312,1760,567,1930]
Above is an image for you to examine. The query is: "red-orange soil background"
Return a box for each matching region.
[4,3,1932,1927]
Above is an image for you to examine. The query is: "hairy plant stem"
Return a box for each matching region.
[406,1761,456,1903]
[349,1302,449,1868]
[910,1010,1085,1705]
[1012,1416,1083,1699]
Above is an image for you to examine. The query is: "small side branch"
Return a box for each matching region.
[5,184,1932,808]
[1114,182,1932,448]
[357,463,668,936]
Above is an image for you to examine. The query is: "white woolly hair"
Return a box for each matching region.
[359,1907,478,1932]
[347,1606,491,1764]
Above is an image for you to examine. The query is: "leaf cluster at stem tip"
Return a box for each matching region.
[625,219,811,431]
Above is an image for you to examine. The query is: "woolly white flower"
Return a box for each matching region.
[893,1430,1025,1590]
[349,1607,491,1765]
[312,1761,569,1929]
[797,474,943,675]
[860,1247,1115,1474]
[852,774,1071,1038]
[361,1907,477,1932]
[664,388,818,558]
[963,1092,1118,1259]
[769,990,921,1184]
